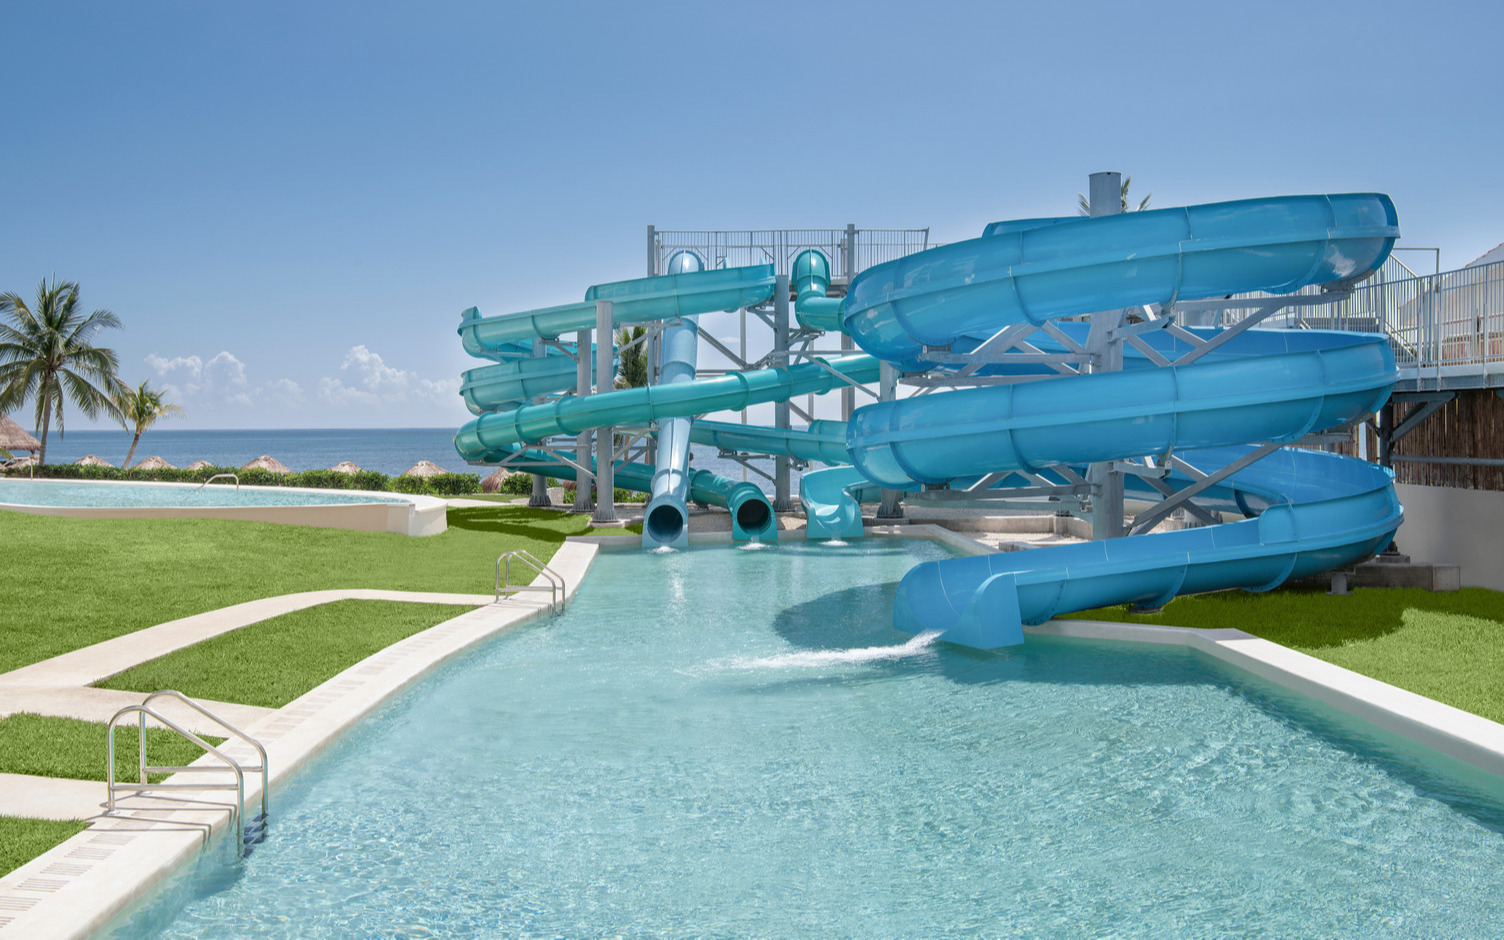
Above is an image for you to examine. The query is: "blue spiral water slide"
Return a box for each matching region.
[839,193,1406,648]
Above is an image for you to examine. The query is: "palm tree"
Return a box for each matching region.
[0,277,124,465]
[1077,175,1152,216]
[117,379,184,469]
[614,326,649,389]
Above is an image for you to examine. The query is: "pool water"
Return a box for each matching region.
[0,478,406,508]
[105,540,1504,937]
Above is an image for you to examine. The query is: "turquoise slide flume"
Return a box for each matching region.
[841,193,1405,648]
[454,353,879,455]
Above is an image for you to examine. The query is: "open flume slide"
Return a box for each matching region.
[839,193,1405,648]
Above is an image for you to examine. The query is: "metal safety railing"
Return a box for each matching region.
[1208,254,1504,388]
[650,226,932,283]
[197,472,240,491]
[106,690,269,856]
[494,549,566,612]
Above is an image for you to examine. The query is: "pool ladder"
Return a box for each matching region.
[105,690,269,856]
[197,472,239,491]
[495,549,566,612]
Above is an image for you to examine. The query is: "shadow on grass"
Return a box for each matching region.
[445,507,582,540]
[446,506,642,540]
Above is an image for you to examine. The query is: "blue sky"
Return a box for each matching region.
[4,0,1501,431]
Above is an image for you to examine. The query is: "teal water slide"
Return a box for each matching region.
[454,192,1404,649]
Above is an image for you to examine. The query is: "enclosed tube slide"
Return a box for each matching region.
[456,263,793,541]
[792,249,844,331]
[839,193,1404,648]
[455,353,878,456]
[480,442,777,541]
[643,319,702,549]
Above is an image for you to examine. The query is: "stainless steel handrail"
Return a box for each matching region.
[107,705,246,850]
[140,690,269,822]
[494,549,565,612]
[198,472,240,491]
[105,690,270,856]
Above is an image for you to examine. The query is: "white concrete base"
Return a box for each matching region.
[1395,483,1504,590]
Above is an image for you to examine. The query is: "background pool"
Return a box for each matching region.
[0,478,406,508]
[105,539,1504,937]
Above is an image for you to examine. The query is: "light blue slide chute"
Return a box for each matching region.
[839,193,1405,649]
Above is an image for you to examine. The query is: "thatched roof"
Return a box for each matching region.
[0,415,40,452]
[481,467,521,492]
[329,460,364,475]
[241,454,292,474]
[75,454,115,468]
[401,460,447,478]
[183,460,214,471]
[134,455,176,470]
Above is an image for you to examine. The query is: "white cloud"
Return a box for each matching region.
[143,350,297,411]
[318,346,458,408]
[146,353,203,378]
[318,375,376,406]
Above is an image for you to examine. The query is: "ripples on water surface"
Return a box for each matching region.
[107,540,1504,938]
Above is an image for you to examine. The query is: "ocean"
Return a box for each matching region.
[25,427,799,486]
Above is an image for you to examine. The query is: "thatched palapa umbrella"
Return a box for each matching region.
[241,455,292,474]
[329,461,364,475]
[184,460,214,471]
[0,414,41,456]
[401,460,446,477]
[481,467,520,492]
[134,455,177,470]
[75,454,115,468]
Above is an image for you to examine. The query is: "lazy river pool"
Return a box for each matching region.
[103,539,1504,937]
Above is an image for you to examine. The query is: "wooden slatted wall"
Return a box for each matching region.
[1392,389,1504,491]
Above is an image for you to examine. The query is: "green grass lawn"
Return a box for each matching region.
[1,505,630,673]
[96,600,472,708]
[0,713,223,783]
[0,816,89,877]
[1067,585,1504,724]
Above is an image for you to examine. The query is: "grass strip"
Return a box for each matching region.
[0,713,223,783]
[0,816,89,877]
[96,600,472,708]
[1067,585,1504,724]
[0,505,629,673]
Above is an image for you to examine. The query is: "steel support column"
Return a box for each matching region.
[592,300,621,525]
[773,274,793,511]
[571,327,595,514]
[1085,171,1126,540]
[876,361,905,521]
[528,338,552,507]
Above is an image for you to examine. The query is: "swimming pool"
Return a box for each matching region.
[104,540,1504,936]
[0,478,408,508]
[0,478,445,535]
